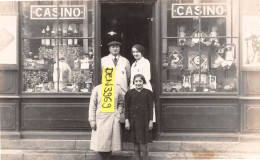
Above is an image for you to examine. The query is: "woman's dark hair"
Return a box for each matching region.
[133,74,146,84]
[132,44,145,56]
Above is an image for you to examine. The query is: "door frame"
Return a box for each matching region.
[96,0,161,139]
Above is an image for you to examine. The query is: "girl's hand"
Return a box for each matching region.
[125,119,130,130]
[149,120,153,130]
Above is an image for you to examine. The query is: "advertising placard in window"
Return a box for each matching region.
[241,13,260,70]
[0,15,18,70]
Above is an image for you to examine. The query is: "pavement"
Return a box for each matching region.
[1,139,260,160]
[1,150,260,160]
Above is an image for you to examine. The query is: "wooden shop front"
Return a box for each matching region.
[0,0,260,140]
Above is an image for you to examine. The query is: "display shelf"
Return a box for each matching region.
[21,37,94,39]
[20,93,91,98]
[159,94,239,99]
[72,69,93,71]
[162,36,239,39]
[161,38,238,93]
[23,68,48,71]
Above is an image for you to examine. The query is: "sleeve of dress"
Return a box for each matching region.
[124,91,131,120]
[130,65,136,90]
[147,90,154,121]
[88,86,98,124]
[143,59,151,81]
[126,60,131,84]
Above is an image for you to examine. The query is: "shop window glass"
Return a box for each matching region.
[21,1,95,93]
[161,0,238,94]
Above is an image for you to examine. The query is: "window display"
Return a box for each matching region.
[161,0,238,93]
[21,1,95,93]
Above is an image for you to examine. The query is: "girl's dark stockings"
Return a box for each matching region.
[98,152,112,160]
[134,143,149,160]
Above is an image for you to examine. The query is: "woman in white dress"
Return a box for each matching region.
[130,44,156,122]
[130,44,152,91]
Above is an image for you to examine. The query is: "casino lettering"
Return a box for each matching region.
[172,4,227,17]
[31,6,85,19]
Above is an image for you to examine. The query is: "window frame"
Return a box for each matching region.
[20,0,97,96]
[159,0,240,96]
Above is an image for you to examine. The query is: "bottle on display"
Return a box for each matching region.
[41,29,46,46]
[28,51,33,58]
[89,47,93,59]
[46,25,51,36]
[80,54,90,69]
[68,26,73,46]
[62,29,68,45]
[74,57,80,69]
[51,30,56,46]
[73,28,78,46]
[57,26,62,45]
[89,47,94,69]
[45,26,51,46]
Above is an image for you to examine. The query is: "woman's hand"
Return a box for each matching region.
[149,120,153,130]
[125,119,130,130]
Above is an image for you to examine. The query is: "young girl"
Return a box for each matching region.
[125,74,154,160]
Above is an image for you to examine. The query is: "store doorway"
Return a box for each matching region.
[101,3,154,65]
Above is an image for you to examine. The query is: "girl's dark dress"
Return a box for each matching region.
[124,88,153,144]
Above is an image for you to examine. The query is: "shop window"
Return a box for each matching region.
[21,1,95,93]
[161,0,238,94]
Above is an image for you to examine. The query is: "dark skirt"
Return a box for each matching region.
[123,106,153,144]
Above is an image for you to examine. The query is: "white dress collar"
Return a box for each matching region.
[134,57,144,66]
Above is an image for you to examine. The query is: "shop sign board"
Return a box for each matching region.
[30,5,85,20]
[172,3,227,18]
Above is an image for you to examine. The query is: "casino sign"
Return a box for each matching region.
[172,3,227,18]
[30,5,85,19]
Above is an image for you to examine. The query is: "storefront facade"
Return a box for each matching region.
[0,0,260,140]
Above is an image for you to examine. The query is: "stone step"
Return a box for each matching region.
[159,133,260,142]
[2,150,260,160]
[2,139,260,153]
[5,132,260,142]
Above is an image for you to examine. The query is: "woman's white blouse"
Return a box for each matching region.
[130,57,152,91]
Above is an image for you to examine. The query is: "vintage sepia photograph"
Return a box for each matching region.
[0,0,260,160]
